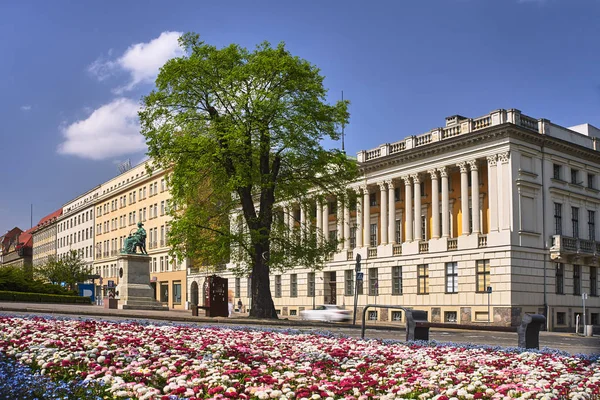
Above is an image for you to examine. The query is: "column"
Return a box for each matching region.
[315,199,323,243]
[343,193,351,250]
[336,197,343,249]
[362,186,371,246]
[498,152,511,230]
[412,174,422,240]
[300,205,306,242]
[379,182,388,244]
[287,204,295,232]
[439,167,450,238]
[355,188,363,247]
[457,161,470,235]
[468,160,480,234]
[487,155,499,232]
[322,200,329,240]
[429,169,440,239]
[403,176,413,242]
[387,180,396,244]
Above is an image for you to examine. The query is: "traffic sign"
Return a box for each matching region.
[356,272,364,281]
[487,286,492,293]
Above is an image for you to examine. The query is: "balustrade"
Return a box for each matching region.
[392,244,402,255]
[418,241,429,253]
[368,247,377,258]
[478,234,487,248]
[448,238,458,250]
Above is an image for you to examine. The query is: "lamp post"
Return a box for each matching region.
[353,254,361,325]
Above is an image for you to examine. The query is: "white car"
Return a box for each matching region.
[300,305,352,322]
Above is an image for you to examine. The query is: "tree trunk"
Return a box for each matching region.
[249,247,278,319]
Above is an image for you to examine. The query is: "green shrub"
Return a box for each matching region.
[0,290,91,304]
[0,266,75,295]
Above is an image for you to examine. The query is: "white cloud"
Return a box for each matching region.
[88,31,183,93]
[57,98,146,160]
[20,105,31,111]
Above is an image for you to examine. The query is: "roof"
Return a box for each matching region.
[32,208,63,233]
[15,228,34,250]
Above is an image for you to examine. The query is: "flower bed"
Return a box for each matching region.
[0,315,598,399]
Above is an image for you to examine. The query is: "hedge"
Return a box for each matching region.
[0,291,92,304]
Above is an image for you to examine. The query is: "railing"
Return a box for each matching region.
[415,133,432,146]
[448,238,458,250]
[419,241,429,253]
[473,115,491,130]
[442,125,461,139]
[347,250,353,261]
[478,234,488,248]
[520,115,538,131]
[563,237,578,252]
[392,244,402,255]
[580,239,595,254]
[103,252,109,257]
[368,247,377,258]
[365,148,381,161]
[389,141,406,154]
[110,250,118,256]
[358,109,548,162]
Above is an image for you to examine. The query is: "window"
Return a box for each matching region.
[590,266,597,297]
[350,226,357,249]
[554,203,562,235]
[445,262,458,293]
[160,283,169,303]
[344,270,354,296]
[394,188,400,202]
[553,164,561,180]
[172,282,182,304]
[329,230,337,242]
[573,265,581,295]
[445,311,457,323]
[588,173,595,189]
[153,258,157,273]
[592,313,599,326]
[589,210,596,241]
[421,214,426,240]
[368,310,378,321]
[369,193,377,207]
[556,312,566,325]
[395,219,402,243]
[392,266,402,295]
[160,256,164,272]
[368,268,378,296]
[290,274,297,297]
[572,207,579,238]
[391,311,402,321]
[161,178,166,192]
[275,275,281,298]
[161,201,165,215]
[476,260,490,293]
[571,169,579,185]
[417,264,429,294]
[370,223,377,247]
[307,272,315,297]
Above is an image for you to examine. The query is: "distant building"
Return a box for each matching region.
[222,108,600,331]
[2,227,33,271]
[0,227,23,266]
[31,209,63,267]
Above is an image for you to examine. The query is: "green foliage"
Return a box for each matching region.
[0,290,90,303]
[0,266,75,295]
[140,33,358,317]
[34,250,92,290]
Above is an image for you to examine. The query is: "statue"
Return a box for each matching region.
[121,222,148,255]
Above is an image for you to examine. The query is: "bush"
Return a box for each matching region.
[0,266,76,296]
[0,291,91,304]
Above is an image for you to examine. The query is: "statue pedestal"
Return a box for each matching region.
[115,254,168,311]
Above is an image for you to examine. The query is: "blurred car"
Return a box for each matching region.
[300,305,351,322]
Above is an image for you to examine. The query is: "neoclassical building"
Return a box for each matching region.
[91,160,188,309]
[31,209,63,267]
[218,108,599,331]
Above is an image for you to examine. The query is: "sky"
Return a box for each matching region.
[1,0,600,234]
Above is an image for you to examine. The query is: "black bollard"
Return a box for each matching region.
[517,314,546,349]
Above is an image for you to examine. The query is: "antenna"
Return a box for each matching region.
[30,204,33,229]
[341,90,345,153]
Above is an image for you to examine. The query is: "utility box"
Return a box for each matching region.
[203,275,228,317]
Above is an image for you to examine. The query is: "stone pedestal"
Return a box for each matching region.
[115,254,168,311]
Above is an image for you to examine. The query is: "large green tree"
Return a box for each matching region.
[35,250,91,290]
[139,33,357,318]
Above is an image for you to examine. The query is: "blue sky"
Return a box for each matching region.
[1,0,600,234]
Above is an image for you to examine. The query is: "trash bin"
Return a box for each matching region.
[585,325,593,337]
[405,309,429,342]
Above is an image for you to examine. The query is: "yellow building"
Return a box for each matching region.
[31,209,63,267]
[92,161,187,309]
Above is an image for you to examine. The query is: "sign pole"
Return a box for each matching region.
[487,286,492,323]
[582,292,587,334]
[353,254,361,326]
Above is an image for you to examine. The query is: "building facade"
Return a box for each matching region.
[31,209,63,267]
[92,161,187,309]
[2,228,33,270]
[215,108,600,331]
[56,186,100,267]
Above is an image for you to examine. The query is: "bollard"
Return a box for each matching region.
[405,309,430,342]
[191,304,198,317]
[517,314,546,349]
